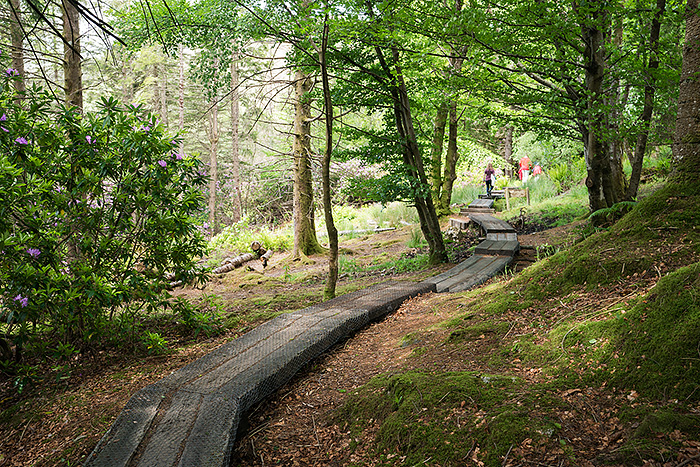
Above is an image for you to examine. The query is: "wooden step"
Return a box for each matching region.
[474,239,520,256]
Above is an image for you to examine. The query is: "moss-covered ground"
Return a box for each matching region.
[317,180,700,466]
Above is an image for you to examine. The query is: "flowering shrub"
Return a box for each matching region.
[0,73,208,358]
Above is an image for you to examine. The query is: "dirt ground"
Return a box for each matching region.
[1,217,698,466]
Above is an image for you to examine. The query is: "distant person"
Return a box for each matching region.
[533,163,543,178]
[484,162,496,197]
[519,155,532,182]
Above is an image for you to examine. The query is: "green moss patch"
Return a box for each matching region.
[594,262,700,400]
[334,371,564,467]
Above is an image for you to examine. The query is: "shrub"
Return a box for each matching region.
[547,158,586,194]
[0,73,208,359]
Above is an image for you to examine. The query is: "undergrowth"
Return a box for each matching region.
[499,185,589,226]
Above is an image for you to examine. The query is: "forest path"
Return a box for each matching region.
[84,200,518,467]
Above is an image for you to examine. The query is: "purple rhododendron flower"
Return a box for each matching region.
[27,248,40,258]
[13,294,28,307]
[175,153,184,160]
[1,126,8,132]
[0,113,6,121]
[158,160,167,168]
[86,135,95,144]
[15,136,28,145]
[6,68,18,76]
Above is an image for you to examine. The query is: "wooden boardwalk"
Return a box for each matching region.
[85,203,518,467]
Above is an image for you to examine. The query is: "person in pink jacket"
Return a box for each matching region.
[484,162,496,197]
[519,155,532,182]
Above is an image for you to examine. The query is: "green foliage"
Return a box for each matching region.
[406,227,426,249]
[316,202,419,236]
[142,331,168,355]
[523,175,558,203]
[588,201,637,227]
[171,296,223,338]
[513,132,583,170]
[450,183,483,206]
[339,253,429,277]
[501,184,589,227]
[547,158,586,194]
[0,75,208,359]
[208,219,293,260]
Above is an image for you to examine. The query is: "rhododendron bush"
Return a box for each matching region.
[0,73,208,358]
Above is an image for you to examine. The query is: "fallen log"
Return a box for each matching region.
[337,227,396,236]
[251,241,273,268]
[260,248,273,268]
[213,253,256,274]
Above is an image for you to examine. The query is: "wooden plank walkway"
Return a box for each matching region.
[85,206,519,467]
[461,198,495,214]
[85,281,434,467]
[468,213,518,241]
[422,254,511,293]
[478,189,504,200]
[475,239,520,256]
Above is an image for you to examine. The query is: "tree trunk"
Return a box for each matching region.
[159,64,168,128]
[501,126,513,178]
[429,101,449,205]
[387,46,447,264]
[607,14,628,200]
[628,0,666,199]
[208,96,220,235]
[580,5,614,211]
[320,20,338,300]
[62,0,82,111]
[179,44,185,155]
[230,46,243,223]
[9,0,26,100]
[672,0,700,181]
[437,8,466,213]
[439,100,459,214]
[292,70,325,258]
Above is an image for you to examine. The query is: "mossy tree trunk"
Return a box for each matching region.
[207,96,220,235]
[178,44,185,155]
[580,4,616,211]
[206,59,220,235]
[607,15,628,201]
[672,0,700,182]
[377,44,447,264]
[439,100,459,214]
[292,70,325,258]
